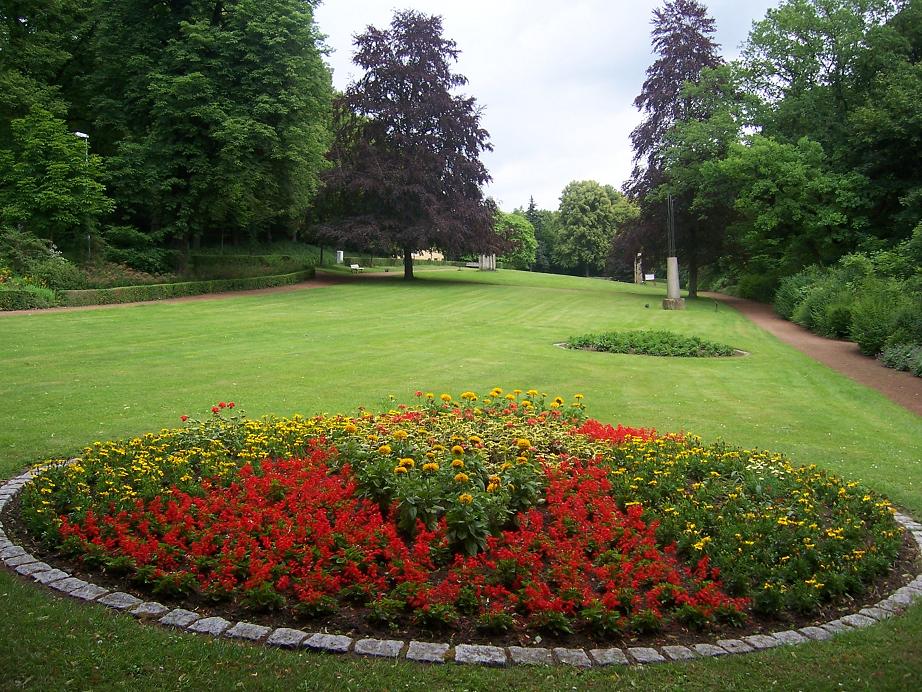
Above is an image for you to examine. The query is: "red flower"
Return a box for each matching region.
[218,401,227,409]
[180,415,188,422]
[211,406,220,414]
[228,402,235,409]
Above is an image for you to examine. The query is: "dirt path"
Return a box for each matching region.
[704,292,922,417]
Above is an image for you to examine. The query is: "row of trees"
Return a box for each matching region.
[618,0,922,299]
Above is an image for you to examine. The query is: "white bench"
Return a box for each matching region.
[350,264,364,273]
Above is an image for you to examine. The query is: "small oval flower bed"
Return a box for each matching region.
[18,391,902,642]
[567,330,738,357]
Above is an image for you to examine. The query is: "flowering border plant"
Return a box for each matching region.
[20,390,901,637]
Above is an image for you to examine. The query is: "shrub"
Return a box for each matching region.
[880,342,922,377]
[0,284,58,309]
[849,278,910,355]
[774,268,820,320]
[737,271,778,302]
[567,330,737,357]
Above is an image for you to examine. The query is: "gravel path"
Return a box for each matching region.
[704,292,922,417]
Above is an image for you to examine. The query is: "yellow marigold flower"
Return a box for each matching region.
[451,459,465,468]
[487,482,499,493]
[393,430,409,441]
[505,393,516,400]
[461,391,478,401]
[574,393,584,400]
[451,445,465,456]
[440,393,452,402]
[394,466,408,474]
[553,396,564,406]
[425,451,436,460]
[516,438,531,449]
[399,457,415,468]
[490,387,503,397]
[423,462,439,472]
[425,392,434,400]
[526,389,537,396]
[344,423,358,434]
[501,462,513,471]
[488,475,500,484]
[454,472,470,483]
[550,402,560,409]
[458,493,474,504]
[469,435,482,444]
[521,400,533,408]
[378,444,392,455]
[516,455,528,464]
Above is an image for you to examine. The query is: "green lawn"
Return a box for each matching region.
[2,270,920,690]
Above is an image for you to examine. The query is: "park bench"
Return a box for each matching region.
[464,261,480,269]
[350,264,364,273]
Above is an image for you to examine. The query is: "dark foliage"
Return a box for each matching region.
[320,10,501,279]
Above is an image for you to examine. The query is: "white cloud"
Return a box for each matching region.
[314,0,779,210]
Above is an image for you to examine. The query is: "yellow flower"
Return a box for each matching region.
[423,462,439,472]
[516,438,531,449]
[487,482,499,493]
[451,459,465,468]
[454,472,470,483]
[505,393,516,400]
[440,393,452,402]
[521,400,533,408]
[516,455,528,464]
[501,462,513,471]
[393,430,408,441]
[489,387,503,397]
[488,475,500,484]
[425,392,435,400]
[458,493,474,504]
[399,457,415,468]
[344,423,358,434]
[574,393,584,400]
[394,466,408,474]
[468,435,483,444]
[378,444,392,455]
[451,445,465,456]
[553,396,564,406]
[526,389,537,396]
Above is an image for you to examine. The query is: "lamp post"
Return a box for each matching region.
[663,193,685,310]
[73,131,89,163]
[73,132,91,259]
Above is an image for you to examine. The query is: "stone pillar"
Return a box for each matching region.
[662,256,685,310]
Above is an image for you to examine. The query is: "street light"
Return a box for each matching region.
[73,132,91,259]
[73,131,89,163]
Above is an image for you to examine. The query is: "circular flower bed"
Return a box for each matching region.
[567,330,738,357]
[18,391,902,640]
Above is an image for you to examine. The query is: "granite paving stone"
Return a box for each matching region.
[773,629,810,644]
[508,646,552,665]
[553,648,592,667]
[874,599,901,612]
[820,620,853,635]
[742,634,782,650]
[662,645,697,661]
[859,607,893,621]
[354,638,403,658]
[1,545,27,559]
[98,592,143,610]
[130,601,170,618]
[716,639,754,654]
[886,593,915,607]
[628,647,667,664]
[15,561,51,576]
[225,622,272,642]
[304,633,352,654]
[453,644,507,666]
[50,577,89,594]
[589,648,629,666]
[406,641,450,664]
[0,539,13,551]
[693,643,728,657]
[266,628,308,648]
[33,568,69,584]
[840,613,876,628]
[799,626,833,641]
[187,616,232,636]
[70,583,109,601]
[4,553,38,567]
[159,609,202,628]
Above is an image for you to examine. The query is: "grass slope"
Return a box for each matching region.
[1,269,920,690]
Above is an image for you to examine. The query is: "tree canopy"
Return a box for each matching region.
[322,10,499,279]
[557,181,638,277]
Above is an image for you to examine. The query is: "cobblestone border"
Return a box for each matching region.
[2,467,921,667]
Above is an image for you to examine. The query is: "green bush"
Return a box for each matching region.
[849,278,909,356]
[0,284,58,309]
[60,269,315,307]
[567,330,737,357]
[737,271,779,302]
[189,253,311,279]
[24,256,87,290]
[774,267,824,320]
[880,342,922,377]
[792,274,853,339]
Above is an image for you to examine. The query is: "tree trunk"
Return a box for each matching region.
[403,247,414,280]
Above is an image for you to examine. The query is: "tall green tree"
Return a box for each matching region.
[0,106,113,249]
[495,210,537,270]
[556,181,638,277]
[322,10,499,280]
[88,0,332,252]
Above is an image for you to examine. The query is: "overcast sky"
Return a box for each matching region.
[313,1,780,211]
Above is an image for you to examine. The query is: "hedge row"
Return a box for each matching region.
[58,269,315,307]
[0,288,59,310]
